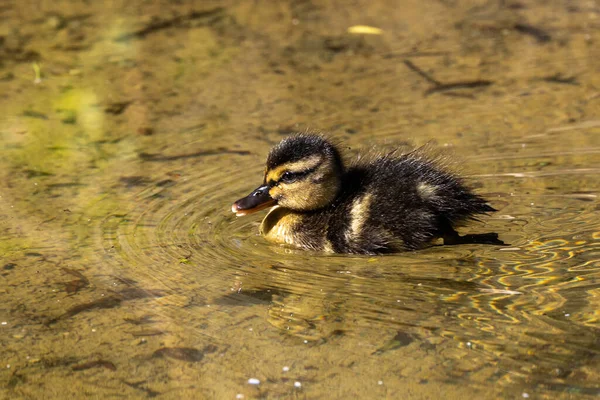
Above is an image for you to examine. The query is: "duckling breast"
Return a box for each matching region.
[260,206,300,246]
[260,207,330,251]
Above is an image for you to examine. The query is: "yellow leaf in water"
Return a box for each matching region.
[347,25,383,35]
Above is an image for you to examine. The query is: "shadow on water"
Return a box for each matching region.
[1,0,600,398]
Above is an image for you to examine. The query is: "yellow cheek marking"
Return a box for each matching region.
[417,182,438,198]
[269,186,282,199]
[266,155,322,182]
[346,193,372,242]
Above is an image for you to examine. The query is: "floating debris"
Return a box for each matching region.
[403,59,493,97]
[122,380,161,398]
[61,267,89,294]
[72,360,117,371]
[128,330,166,337]
[139,148,251,162]
[104,101,132,115]
[513,23,551,43]
[46,296,122,325]
[116,8,225,41]
[153,345,216,362]
[542,73,578,85]
[546,120,600,133]
[46,288,167,325]
[347,25,383,35]
[32,62,42,84]
[373,331,414,355]
[22,110,49,119]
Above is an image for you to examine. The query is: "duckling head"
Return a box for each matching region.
[232,134,344,216]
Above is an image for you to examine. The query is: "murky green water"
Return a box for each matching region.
[2,0,600,399]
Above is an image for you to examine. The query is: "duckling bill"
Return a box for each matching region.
[232,134,503,254]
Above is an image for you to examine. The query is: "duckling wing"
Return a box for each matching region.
[338,156,495,252]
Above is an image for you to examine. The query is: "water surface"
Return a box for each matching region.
[1,0,600,399]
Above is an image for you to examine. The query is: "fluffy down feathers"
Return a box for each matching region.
[233,134,502,254]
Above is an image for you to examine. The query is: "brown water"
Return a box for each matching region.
[1,0,600,399]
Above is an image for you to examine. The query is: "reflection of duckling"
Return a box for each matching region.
[232,134,503,254]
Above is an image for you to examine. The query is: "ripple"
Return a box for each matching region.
[94,132,600,391]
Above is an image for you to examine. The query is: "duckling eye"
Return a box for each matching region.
[280,171,300,183]
[278,165,319,184]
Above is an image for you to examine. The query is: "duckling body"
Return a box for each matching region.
[232,134,501,254]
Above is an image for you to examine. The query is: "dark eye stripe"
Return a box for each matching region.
[279,164,320,184]
[280,170,306,183]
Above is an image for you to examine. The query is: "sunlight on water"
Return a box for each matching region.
[1,0,599,399]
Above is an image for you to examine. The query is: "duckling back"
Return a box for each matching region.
[322,152,497,254]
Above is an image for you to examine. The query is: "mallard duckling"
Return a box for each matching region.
[232,134,502,254]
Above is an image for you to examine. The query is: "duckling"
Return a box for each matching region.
[232,134,503,254]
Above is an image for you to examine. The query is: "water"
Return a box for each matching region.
[1,1,600,399]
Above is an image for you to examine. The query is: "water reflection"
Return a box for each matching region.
[1,0,600,398]
[97,153,600,395]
